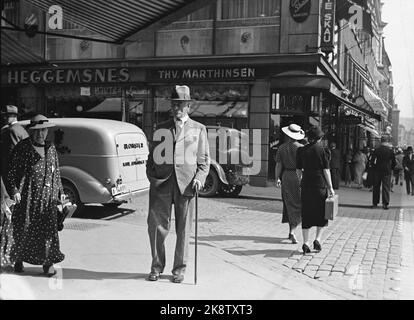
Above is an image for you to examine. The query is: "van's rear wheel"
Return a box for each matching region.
[62,180,83,216]
[219,184,243,197]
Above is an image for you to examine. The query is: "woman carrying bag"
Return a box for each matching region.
[6,114,65,276]
[296,126,335,254]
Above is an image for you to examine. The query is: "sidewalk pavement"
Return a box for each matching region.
[0,219,347,300]
[240,183,414,208]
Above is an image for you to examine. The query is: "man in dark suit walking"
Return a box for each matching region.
[329,142,341,190]
[403,146,414,195]
[146,85,210,283]
[371,135,396,210]
[1,105,28,178]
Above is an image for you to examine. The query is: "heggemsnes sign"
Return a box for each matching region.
[7,68,130,85]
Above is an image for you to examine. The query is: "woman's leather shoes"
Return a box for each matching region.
[302,244,311,254]
[313,240,322,252]
[43,264,57,277]
[14,261,24,273]
[173,274,184,283]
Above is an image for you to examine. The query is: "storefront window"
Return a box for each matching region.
[154,84,249,130]
[222,0,280,19]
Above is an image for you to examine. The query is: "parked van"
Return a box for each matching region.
[20,118,150,213]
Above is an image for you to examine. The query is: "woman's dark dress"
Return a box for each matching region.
[7,138,65,265]
[296,142,330,229]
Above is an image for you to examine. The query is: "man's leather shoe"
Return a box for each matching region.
[172,274,184,283]
[371,204,378,209]
[383,205,389,210]
[147,272,160,281]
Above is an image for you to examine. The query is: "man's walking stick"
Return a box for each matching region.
[194,188,198,285]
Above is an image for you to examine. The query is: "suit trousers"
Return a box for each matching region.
[372,171,391,206]
[330,168,340,190]
[147,172,194,275]
[406,172,414,195]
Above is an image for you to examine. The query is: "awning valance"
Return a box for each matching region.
[271,71,332,91]
[1,31,45,66]
[23,0,210,43]
[363,85,389,116]
[358,124,380,138]
[330,92,382,121]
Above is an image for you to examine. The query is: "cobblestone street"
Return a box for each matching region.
[87,184,414,300]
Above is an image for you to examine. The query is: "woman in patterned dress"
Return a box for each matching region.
[6,114,64,276]
[275,124,305,244]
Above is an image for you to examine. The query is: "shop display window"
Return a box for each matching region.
[154,84,249,130]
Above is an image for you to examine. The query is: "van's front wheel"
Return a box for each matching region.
[62,180,83,216]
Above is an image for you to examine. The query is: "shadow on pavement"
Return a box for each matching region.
[225,248,295,259]
[74,205,136,220]
[197,235,287,244]
[14,267,149,280]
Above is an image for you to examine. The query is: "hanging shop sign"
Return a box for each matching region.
[320,0,336,53]
[148,67,256,82]
[7,68,130,85]
[289,0,311,23]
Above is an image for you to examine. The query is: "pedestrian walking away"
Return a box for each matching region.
[296,126,335,254]
[403,146,414,196]
[392,147,404,191]
[146,85,210,284]
[329,142,341,190]
[344,148,353,187]
[371,135,397,209]
[6,114,65,276]
[275,124,304,244]
[0,105,28,268]
[353,149,367,188]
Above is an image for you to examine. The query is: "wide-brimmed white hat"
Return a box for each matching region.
[282,124,305,140]
[27,114,56,130]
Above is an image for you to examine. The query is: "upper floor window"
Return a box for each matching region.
[222,0,281,19]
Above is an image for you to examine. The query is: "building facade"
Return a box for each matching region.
[1,0,396,186]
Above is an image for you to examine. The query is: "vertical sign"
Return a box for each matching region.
[320,0,336,53]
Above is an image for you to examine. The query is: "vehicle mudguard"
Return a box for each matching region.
[209,158,228,185]
[59,166,112,204]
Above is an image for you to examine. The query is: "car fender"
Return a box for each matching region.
[209,158,228,185]
[60,166,112,204]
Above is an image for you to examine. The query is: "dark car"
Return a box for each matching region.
[199,126,251,197]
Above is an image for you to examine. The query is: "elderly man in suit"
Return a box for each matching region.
[371,135,396,210]
[146,85,210,283]
[329,142,341,190]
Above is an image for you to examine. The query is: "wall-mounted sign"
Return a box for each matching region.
[320,0,336,53]
[289,0,311,23]
[80,87,90,96]
[7,68,130,85]
[148,67,256,82]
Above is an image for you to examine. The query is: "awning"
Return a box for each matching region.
[1,31,45,66]
[363,85,388,116]
[271,71,332,90]
[330,92,382,121]
[24,0,210,43]
[87,98,143,113]
[358,124,380,138]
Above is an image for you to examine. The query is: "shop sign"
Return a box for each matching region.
[93,86,122,96]
[148,67,255,82]
[342,115,362,125]
[320,0,336,53]
[80,87,90,96]
[289,0,311,23]
[7,68,130,85]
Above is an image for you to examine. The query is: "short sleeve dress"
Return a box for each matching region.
[275,141,303,228]
[296,141,330,229]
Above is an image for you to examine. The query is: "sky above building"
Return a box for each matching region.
[382,0,414,119]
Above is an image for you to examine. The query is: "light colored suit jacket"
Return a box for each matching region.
[146,117,210,196]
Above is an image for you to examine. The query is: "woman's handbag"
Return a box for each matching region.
[325,194,338,220]
[57,195,77,231]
